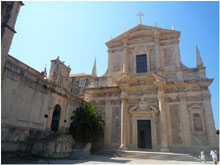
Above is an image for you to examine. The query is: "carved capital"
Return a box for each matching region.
[179,92,186,100]
[123,43,128,48]
[122,38,128,45]
[157,93,164,100]
[107,47,114,53]
[105,98,112,104]
[84,94,92,102]
[120,91,128,101]
[153,31,160,39]
[157,89,166,101]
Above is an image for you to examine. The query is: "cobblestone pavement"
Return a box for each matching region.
[2,155,215,164]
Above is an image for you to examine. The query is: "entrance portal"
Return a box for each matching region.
[138,120,152,149]
[51,105,61,132]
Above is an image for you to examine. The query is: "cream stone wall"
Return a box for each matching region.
[1,56,83,153]
[2,57,50,130]
[71,24,218,152]
[2,4,217,154]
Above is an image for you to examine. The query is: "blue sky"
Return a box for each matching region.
[10,1,219,128]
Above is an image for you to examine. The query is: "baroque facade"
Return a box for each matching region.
[1,1,218,155]
[70,24,218,152]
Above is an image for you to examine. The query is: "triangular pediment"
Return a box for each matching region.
[188,104,203,111]
[106,24,180,46]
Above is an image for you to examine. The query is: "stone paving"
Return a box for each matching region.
[2,155,215,164]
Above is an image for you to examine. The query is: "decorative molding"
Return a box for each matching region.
[188,104,203,111]
[152,72,166,82]
[129,95,159,115]
[120,91,128,100]
[129,104,159,114]
[192,131,206,136]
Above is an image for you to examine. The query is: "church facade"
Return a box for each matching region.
[1,1,218,155]
[70,24,218,152]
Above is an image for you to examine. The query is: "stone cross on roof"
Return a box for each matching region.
[137,12,144,24]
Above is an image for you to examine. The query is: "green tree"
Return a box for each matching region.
[69,103,104,143]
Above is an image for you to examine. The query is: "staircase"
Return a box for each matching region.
[94,150,198,162]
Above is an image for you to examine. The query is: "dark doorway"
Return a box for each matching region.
[51,105,61,132]
[138,120,152,149]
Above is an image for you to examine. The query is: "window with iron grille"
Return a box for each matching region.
[136,55,147,73]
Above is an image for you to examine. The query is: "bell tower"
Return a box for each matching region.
[1,1,23,73]
[49,57,71,92]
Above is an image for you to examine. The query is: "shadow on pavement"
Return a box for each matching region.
[1,155,131,164]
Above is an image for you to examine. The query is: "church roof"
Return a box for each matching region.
[69,73,90,77]
[106,24,180,47]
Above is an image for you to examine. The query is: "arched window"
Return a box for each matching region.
[193,113,203,131]
[51,104,61,132]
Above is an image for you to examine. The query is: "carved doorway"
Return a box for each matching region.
[51,104,61,132]
[138,120,152,149]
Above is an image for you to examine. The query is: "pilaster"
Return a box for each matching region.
[157,89,169,152]
[174,41,181,68]
[107,49,113,75]
[202,91,218,147]
[119,89,128,150]
[154,36,160,70]
[122,40,129,73]
[174,41,183,81]
[179,92,191,148]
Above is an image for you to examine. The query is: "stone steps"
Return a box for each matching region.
[70,151,92,159]
[94,150,198,162]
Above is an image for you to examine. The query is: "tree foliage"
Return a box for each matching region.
[69,103,104,143]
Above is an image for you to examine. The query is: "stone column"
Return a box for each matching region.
[202,91,218,147]
[158,89,169,152]
[179,93,191,148]
[119,90,128,150]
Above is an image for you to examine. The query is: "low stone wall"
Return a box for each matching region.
[2,125,75,158]
[2,124,34,153]
[31,134,74,158]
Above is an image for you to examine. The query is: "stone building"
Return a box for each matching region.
[1,1,218,156]
[1,2,84,157]
[70,24,218,152]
